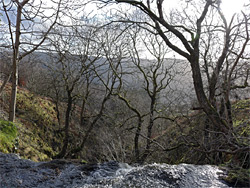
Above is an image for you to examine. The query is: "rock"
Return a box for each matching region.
[0,152,230,188]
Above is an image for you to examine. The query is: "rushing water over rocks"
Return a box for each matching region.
[0,152,230,188]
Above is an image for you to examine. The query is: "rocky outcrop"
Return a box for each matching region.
[0,152,230,188]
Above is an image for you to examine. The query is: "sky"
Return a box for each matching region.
[1,0,248,50]
[220,0,248,20]
[83,0,249,23]
[1,0,246,23]
[70,0,249,59]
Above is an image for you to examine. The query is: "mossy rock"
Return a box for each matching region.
[0,119,18,153]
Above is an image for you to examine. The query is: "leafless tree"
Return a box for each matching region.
[0,0,62,121]
[39,22,101,158]
[99,0,250,159]
[92,23,181,163]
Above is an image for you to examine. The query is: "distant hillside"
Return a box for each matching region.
[1,51,248,107]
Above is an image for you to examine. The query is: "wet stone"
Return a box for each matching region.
[0,152,230,188]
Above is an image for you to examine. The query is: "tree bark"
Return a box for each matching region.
[9,64,18,122]
[55,91,73,158]
[134,117,143,162]
[140,92,156,163]
[8,2,24,122]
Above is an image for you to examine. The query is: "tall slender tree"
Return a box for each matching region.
[1,0,62,121]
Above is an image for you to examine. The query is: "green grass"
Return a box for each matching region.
[0,119,18,153]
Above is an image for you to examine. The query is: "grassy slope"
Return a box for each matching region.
[0,119,17,153]
[0,82,62,161]
[225,99,250,187]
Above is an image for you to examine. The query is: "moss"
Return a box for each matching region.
[17,121,58,161]
[232,99,250,122]
[0,84,64,162]
[10,88,62,161]
[223,98,250,186]
[0,119,18,153]
[81,159,88,164]
[232,99,250,110]
[16,90,57,128]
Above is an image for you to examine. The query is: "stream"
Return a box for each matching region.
[0,152,231,188]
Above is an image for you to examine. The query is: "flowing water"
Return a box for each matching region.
[78,162,229,188]
[0,152,230,188]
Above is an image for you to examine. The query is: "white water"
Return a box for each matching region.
[78,163,229,188]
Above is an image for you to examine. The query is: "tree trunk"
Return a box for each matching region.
[8,1,26,122]
[140,95,156,163]
[80,91,89,127]
[134,117,143,163]
[225,99,233,126]
[55,91,73,158]
[9,66,18,122]
[189,55,226,132]
[222,89,233,127]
